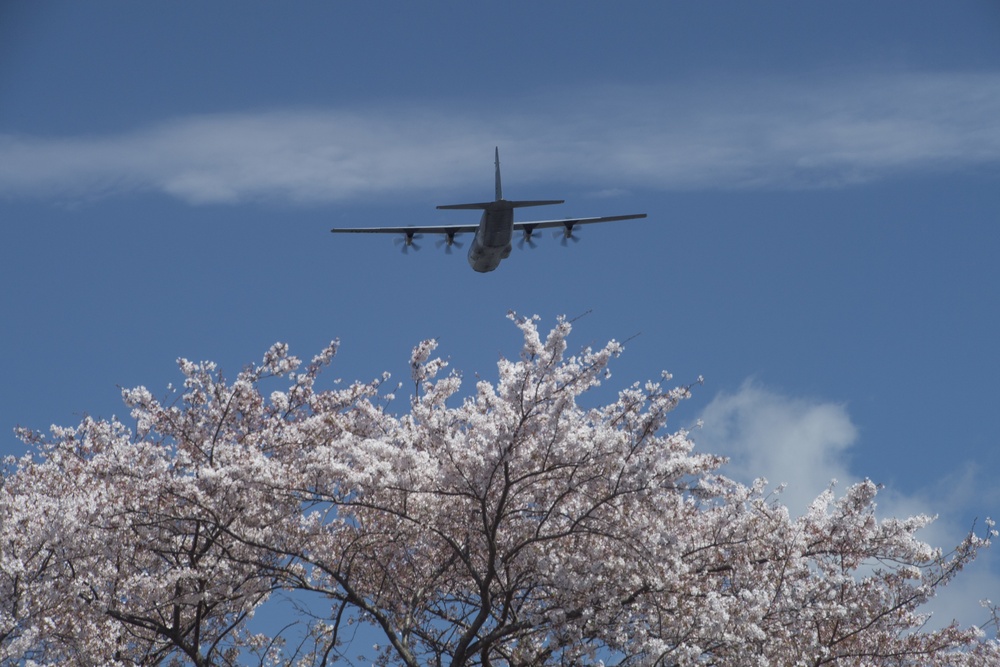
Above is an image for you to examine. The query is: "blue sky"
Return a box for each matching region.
[3,1,1000,628]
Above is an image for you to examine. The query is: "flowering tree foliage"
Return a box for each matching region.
[2,314,998,666]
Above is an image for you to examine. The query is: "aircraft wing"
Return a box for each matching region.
[331,214,646,237]
[513,213,647,232]
[330,223,480,236]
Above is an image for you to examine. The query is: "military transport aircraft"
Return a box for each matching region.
[330,148,647,273]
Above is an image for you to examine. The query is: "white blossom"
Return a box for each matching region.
[1,316,997,666]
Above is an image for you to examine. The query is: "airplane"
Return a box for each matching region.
[330,148,647,273]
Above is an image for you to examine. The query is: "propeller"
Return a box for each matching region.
[436,231,464,254]
[556,222,580,246]
[518,226,539,249]
[394,231,423,253]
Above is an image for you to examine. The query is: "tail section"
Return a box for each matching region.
[437,148,564,211]
[495,146,503,201]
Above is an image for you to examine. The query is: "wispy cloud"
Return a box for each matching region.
[2,72,998,205]
[695,381,1000,629]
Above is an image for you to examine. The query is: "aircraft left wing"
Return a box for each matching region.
[330,222,480,249]
[330,223,481,236]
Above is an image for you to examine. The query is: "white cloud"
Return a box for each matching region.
[695,381,1000,629]
[695,380,858,516]
[1,71,999,205]
[0,111,494,204]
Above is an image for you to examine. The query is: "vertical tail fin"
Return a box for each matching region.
[495,146,503,201]
[435,148,565,210]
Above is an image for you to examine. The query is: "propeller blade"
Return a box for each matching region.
[518,227,539,249]
[436,232,464,253]
[394,232,423,253]
[555,223,579,246]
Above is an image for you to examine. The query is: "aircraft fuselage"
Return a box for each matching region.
[467,204,514,273]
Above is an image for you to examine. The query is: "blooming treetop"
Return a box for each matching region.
[1,314,997,666]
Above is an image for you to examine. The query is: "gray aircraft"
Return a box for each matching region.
[330,148,647,273]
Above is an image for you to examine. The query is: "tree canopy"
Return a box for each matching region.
[2,314,997,666]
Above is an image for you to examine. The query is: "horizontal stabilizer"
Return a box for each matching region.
[436,202,496,210]
[437,199,564,211]
[507,200,565,208]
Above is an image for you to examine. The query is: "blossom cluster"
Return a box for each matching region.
[1,316,997,666]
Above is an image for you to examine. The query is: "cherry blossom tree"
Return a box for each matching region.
[2,314,997,666]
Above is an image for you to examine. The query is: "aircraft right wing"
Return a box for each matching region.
[513,213,647,230]
[513,213,647,240]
